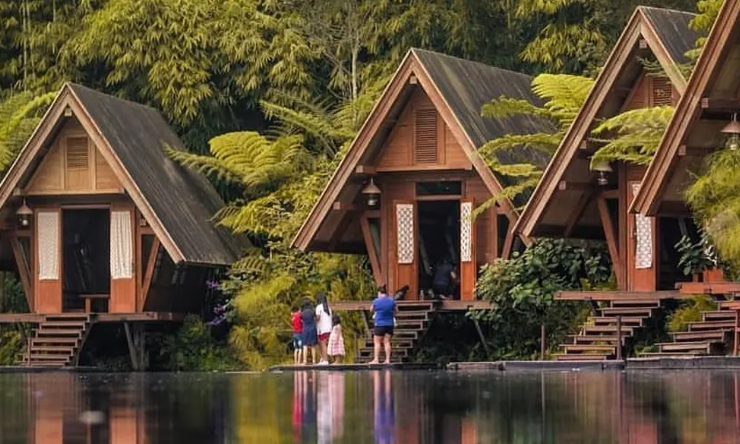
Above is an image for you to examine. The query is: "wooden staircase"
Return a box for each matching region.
[557,299,661,361]
[25,314,92,368]
[641,304,734,357]
[356,301,434,363]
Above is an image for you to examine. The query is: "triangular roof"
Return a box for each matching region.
[0,83,246,265]
[514,6,698,238]
[634,0,740,216]
[292,48,553,251]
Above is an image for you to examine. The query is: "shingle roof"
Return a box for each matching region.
[69,83,246,265]
[639,6,699,65]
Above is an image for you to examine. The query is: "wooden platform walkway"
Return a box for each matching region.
[555,290,687,301]
[0,312,185,324]
[268,362,442,372]
[331,300,492,312]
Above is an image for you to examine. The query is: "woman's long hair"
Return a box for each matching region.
[316,292,331,315]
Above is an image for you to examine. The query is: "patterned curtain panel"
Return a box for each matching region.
[460,202,472,263]
[396,204,414,264]
[37,211,59,280]
[110,210,133,279]
[632,183,653,269]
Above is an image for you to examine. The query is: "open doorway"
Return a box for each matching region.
[418,200,460,299]
[62,209,110,312]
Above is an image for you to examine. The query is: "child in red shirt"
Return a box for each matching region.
[291,306,303,365]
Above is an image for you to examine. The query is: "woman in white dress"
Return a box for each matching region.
[315,292,333,365]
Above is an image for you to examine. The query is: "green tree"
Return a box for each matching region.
[0,90,54,173]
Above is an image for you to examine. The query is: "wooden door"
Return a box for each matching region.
[35,208,62,314]
[459,199,476,301]
[109,205,136,313]
[627,180,658,291]
[392,200,417,299]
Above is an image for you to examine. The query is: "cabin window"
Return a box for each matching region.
[414,108,437,163]
[416,181,462,196]
[651,77,672,106]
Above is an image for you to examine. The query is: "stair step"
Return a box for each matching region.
[609,300,660,308]
[561,344,617,353]
[570,335,626,345]
[32,337,79,345]
[29,346,75,353]
[364,340,414,348]
[36,329,82,336]
[44,315,89,322]
[639,352,706,358]
[583,326,634,334]
[601,307,654,316]
[28,361,69,367]
[702,311,736,320]
[688,321,735,331]
[28,353,72,361]
[593,316,644,326]
[671,330,727,342]
[556,354,610,361]
[394,312,429,320]
[658,341,713,353]
[41,321,86,328]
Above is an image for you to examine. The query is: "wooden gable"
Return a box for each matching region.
[25,119,122,195]
[376,90,471,172]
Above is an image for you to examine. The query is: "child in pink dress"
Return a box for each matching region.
[328,314,346,364]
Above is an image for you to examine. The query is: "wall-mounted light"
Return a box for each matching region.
[16,199,32,228]
[362,178,381,207]
[591,160,613,186]
[721,113,740,151]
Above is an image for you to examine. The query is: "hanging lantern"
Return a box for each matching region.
[591,160,613,186]
[16,200,32,228]
[721,113,740,151]
[362,178,381,207]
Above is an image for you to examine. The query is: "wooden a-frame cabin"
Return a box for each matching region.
[0,83,245,368]
[512,7,716,360]
[294,48,551,301]
[292,49,552,361]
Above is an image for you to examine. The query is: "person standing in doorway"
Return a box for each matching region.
[432,258,457,300]
[315,292,333,365]
[301,300,319,365]
[370,285,396,365]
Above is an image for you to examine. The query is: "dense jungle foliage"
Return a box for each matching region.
[0,0,729,369]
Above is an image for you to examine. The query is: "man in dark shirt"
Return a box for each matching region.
[432,259,457,300]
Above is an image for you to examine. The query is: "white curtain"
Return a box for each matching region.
[110,210,133,279]
[37,211,59,280]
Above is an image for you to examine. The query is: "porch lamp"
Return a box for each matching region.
[362,178,381,207]
[16,200,32,228]
[721,113,740,151]
[591,160,613,186]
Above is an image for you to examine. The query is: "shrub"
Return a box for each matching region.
[667,296,717,332]
[159,315,237,371]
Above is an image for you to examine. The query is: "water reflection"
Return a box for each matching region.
[3,371,740,443]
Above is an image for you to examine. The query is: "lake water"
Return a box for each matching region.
[1,370,739,443]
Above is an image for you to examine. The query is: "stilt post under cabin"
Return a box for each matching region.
[540,323,546,360]
[472,318,490,355]
[616,316,622,360]
[124,322,147,371]
[734,310,739,356]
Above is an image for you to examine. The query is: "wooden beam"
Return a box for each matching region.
[141,239,161,310]
[365,210,381,219]
[359,216,383,286]
[701,97,740,111]
[558,181,591,191]
[597,196,623,289]
[332,202,358,211]
[501,227,515,260]
[9,237,32,311]
[564,192,593,237]
[600,189,619,199]
[555,290,681,301]
[354,165,376,175]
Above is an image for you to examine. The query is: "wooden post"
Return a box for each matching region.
[473,318,490,355]
[616,316,623,361]
[123,322,139,371]
[734,310,739,357]
[540,323,546,361]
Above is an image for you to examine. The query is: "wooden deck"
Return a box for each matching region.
[555,291,686,301]
[0,312,185,324]
[330,300,492,312]
[677,282,740,296]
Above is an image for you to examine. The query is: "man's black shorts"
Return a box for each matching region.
[373,325,394,337]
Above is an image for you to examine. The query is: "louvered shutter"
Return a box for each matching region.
[651,77,673,106]
[414,109,437,163]
[66,137,89,169]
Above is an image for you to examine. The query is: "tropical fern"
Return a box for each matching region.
[590,106,674,167]
[479,73,593,209]
[686,148,740,270]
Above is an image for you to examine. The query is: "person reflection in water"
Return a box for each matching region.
[373,371,395,444]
